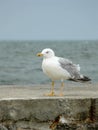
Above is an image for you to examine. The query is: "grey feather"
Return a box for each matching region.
[58,58,82,80]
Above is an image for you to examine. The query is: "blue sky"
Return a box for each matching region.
[0,0,98,40]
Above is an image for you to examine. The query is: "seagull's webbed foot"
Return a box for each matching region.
[48,91,55,96]
[59,93,64,96]
[44,91,55,96]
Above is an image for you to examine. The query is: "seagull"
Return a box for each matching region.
[37,48,91,96]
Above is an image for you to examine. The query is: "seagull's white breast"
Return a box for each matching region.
[42,57,70,80]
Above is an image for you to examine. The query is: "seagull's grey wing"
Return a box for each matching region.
[58,58,82,79]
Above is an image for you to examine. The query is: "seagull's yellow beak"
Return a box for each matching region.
[37,53,43,57]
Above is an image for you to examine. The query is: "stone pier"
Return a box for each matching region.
[0,83,98,130]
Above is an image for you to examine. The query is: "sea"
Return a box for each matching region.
[0,40,98,85]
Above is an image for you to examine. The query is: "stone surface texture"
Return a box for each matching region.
[0,83,97,130]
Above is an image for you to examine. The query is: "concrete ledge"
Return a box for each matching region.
[0,83,98,130]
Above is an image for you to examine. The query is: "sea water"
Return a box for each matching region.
[0,40,98,85]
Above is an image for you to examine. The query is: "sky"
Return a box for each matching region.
[0,0,98,40]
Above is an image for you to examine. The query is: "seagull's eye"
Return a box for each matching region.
[46,51,49,54]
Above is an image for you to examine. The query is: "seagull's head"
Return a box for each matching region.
[37,48,55,58]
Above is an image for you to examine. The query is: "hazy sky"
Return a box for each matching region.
[0,0,98,40]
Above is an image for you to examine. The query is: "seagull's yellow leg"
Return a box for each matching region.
[50,81,55,96]
[59,81,64,96]
[44,81,55,96]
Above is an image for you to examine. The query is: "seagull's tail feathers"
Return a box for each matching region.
[80,75,91,82]
[69,75,91,82]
